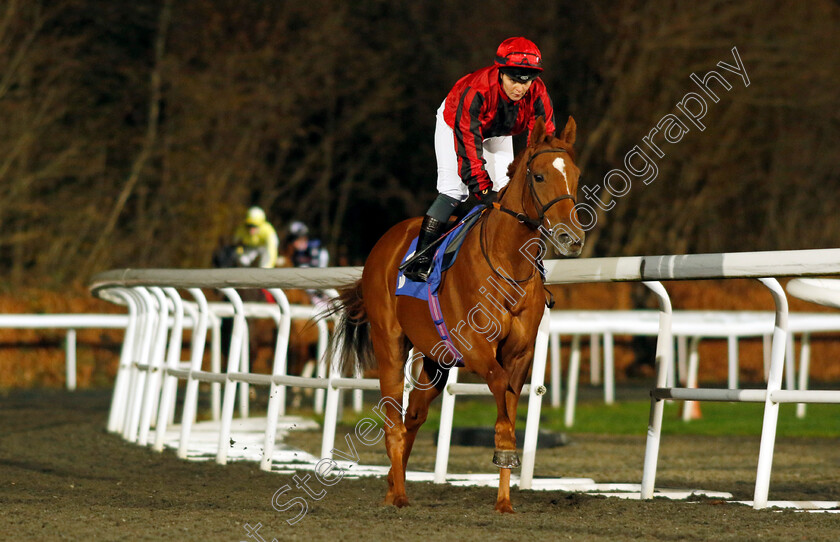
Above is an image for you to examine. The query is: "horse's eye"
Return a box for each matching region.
[533,174,545,183]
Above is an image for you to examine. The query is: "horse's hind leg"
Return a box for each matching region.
[371,326,412,508]
[381,355,448,508]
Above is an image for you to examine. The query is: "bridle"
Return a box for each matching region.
[478,146,577,297]
[492,147,576,229]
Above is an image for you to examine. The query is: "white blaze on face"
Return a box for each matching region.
[552,157,569,193]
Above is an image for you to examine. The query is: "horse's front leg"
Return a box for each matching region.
[487,351,533,514]
[485,365,520,514]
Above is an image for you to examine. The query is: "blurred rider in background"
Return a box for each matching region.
[287,221,329,268]
[232,206,279,268]
[286,220,330,305]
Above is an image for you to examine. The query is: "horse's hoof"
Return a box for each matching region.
[492,449,521,468]
[494,501,516,514]
[383,494,410,508]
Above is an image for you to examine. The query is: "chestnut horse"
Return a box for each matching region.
[330,116,583,513]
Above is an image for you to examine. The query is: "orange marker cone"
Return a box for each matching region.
[683,399,703,420]
[678,382,703,421]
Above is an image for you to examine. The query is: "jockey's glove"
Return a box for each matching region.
[473,187,498,206]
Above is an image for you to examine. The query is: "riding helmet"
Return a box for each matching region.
[288,221,309,239]
[495,37,543,83]
[245,206,266,227]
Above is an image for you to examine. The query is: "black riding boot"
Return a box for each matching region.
[402,215,446,282]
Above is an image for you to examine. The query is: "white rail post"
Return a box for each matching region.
[216,288,246,465]
[563,334,581,427]
[65,329,77,391]
[318,290,346,459]
[261,288,292,471]
[164,287,185,420]
[314,289,338,414]
[784,327,796,392]
[153,288,185,451]
[676,335,688,385]
[549,331,562,408]
[603,331,615,405]
[124,287,157,442]
[353,364,364,413]
[433,367,459,483]
[320,332,344,460]
[796,333,811,418]
[107,288,139,433]
[270,294,288,417]
[239,323,250,419]
[138,287,170,446]
[120,288,144,438]
[753,277,788,509]
[727,335,739,389]
[762,334,772,380]
[640,280,672,500]
[313,318,329,414]
[178,288,209,459]
[403,350,416,410]
[209,312,222,421]
[520,306,550,489]
[121,287,150,436]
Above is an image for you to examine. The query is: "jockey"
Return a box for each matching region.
[287,221,330,268]
[287,220,330,305]
[402,36,556,282]
[232,206,279,268]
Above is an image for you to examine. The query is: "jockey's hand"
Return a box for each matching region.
[474,187,498,206]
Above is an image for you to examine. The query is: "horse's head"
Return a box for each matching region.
[504,116,584,257]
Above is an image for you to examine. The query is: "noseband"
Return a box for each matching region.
[493,147,576,229]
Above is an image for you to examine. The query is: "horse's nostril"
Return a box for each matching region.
[557,234,575,246]
[553,232,584,257]
[555,231,585,246]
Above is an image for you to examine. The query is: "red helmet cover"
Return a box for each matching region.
[495,37,543,71]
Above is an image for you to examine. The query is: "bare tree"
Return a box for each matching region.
[81,0,172,278]
[1,0,838,286]
[577,0,840,257]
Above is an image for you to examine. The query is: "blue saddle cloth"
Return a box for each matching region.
[395,206,484,300]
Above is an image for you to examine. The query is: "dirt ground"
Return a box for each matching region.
[2,389,840,542]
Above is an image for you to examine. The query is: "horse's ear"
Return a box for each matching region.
[528,116,547,147]
[558,116,577,146]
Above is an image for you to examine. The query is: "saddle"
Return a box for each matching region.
[395,205,485,301]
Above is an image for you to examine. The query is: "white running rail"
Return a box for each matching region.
[548,310,840,426]
[90,247,840,509]
[0,313,129,390]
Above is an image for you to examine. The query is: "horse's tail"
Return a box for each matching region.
[324,280,376,374]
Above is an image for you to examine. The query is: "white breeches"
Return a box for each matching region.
[434,100,514,200]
